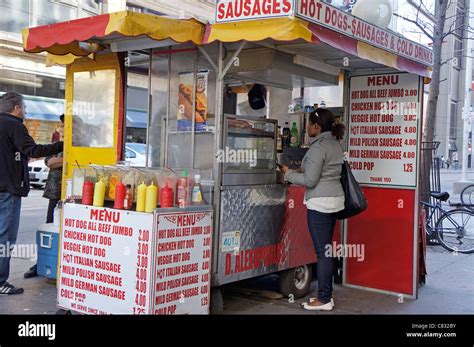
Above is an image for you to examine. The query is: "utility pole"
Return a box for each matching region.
[461,0,474,182]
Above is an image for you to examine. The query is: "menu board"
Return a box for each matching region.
[58,204,154,314]
[153,210,213,315]
[348,73,422,187]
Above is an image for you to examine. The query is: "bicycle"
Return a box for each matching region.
[421,191,474,254]
[460,183,474,210]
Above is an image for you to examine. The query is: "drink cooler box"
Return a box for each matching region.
[36,224,60,279]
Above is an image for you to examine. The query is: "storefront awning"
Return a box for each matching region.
[203,17,432,78]
[24,98,64,122]
[126,109,147,129]
[22,11,205,56]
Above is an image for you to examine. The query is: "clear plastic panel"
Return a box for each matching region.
[72,70,116,148]
[150,51,169,167]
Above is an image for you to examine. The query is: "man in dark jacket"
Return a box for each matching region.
[0,92,63,295]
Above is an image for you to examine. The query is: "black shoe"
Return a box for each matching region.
[0,282,24,295]
[24,264,38,279]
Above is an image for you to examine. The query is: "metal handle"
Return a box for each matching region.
[40,233,53,249]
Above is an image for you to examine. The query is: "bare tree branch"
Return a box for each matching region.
[394,13,434,40]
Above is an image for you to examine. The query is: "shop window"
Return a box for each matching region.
[36,0,77,26]
[449,101,458,139]
[0,0,29,34]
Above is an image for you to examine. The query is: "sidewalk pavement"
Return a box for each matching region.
[0,244,472,315]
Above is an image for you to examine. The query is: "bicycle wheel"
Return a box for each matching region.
[435,209,474,254]
[460,184,474,210]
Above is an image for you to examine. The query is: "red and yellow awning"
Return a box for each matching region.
[203,17,431,78]
[22,11,205,56]
[22,11,431,77]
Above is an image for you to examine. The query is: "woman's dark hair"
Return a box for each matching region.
[309,108,345,140]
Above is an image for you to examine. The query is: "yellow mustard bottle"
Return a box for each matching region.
[93,179,106,207]
[145,181,158,213]
[136,182,147,212]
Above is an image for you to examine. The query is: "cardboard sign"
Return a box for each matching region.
[348,73,422,188]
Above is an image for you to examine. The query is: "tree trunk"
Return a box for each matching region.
[421,0,449,203]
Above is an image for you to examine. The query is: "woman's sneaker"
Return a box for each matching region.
[301,298,335,308]
[302,299,334,311]
[0,282,24,295]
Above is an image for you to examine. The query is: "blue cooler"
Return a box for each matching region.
[36,224,60,279]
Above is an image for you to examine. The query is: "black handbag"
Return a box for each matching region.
[336,161,368,220]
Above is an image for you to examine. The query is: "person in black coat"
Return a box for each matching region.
[0,92,63,295]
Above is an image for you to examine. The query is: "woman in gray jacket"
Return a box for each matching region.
[280,108,345,311]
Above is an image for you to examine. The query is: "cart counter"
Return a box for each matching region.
[213,183,338,286]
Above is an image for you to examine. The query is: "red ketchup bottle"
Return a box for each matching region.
[161,184,174,208]
[114,182,126,210]
[82,180,94,205]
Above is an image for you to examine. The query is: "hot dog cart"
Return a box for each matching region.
[22,0,431,314]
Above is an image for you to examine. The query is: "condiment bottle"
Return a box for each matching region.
[124,184,133,210]
[114,181,126,210]
[177,170,189,208]
[161,184,173,208]
[82,180,94,205]
[191,175,203,205]
[136,182,147,212]
[145,181,158,213]
[93,179,106,207]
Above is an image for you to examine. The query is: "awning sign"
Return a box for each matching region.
[296,0,433,66]
[215,0,295,22]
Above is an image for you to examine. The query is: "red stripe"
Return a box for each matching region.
[397,56,431,78]
[307,23,358,56]
[117,53,125,163]
[26,13,110,52]
[203,24,212,44]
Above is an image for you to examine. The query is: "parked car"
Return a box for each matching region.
[125,143,147,167]
[28,159,49,189]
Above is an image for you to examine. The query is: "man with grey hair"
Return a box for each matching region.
[0,92,63,295]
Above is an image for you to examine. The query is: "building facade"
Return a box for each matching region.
[0,0,103,144]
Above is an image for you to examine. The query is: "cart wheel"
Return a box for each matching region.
[278,265,312,299]
[210,286,224,314]
[55,309,72,315]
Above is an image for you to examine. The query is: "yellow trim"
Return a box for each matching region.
[46,53,95,67]
[356,41,398,70]
[105,11,204,45]
[206,17,313,43]
[62,53,121,199]
[21,29,29,49]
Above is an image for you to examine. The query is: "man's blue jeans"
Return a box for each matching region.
[307,209,337,304]
[0,192,21,285]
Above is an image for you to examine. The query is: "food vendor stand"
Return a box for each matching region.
[22,0,432,314]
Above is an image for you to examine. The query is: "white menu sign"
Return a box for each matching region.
[348,73,422,188]
[58,204,154,314]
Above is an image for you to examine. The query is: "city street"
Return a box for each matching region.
[1,172,473,315]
